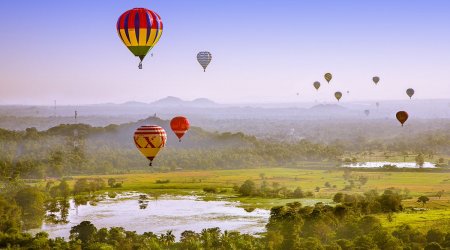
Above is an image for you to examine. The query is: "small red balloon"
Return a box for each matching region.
[170,116,190,141]
[396,111,409,126]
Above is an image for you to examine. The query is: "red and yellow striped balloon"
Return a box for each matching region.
[133,125,167,166]
[117,8,163,67]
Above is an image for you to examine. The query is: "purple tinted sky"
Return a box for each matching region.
[0,0,449,104]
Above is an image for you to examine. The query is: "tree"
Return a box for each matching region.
[70,221,97,245]
[161,230,175,247]
[239,180,256,196]
[293,187,304,198]
[73,179,91,194]
[417,196,430,207]
[379,189,403,212]
[14,187,46,229]
[425,242,443,250]
[0,195,21,233]
[359,176,368,186]
[427,229,445,244]
[58,180,71,198]
[436,190,444,199]
[415,154,425,167]
[108,178,116,188]
[333,193,344,203]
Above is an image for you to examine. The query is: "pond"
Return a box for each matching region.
[342,161,436,168]
[37,193,270,239]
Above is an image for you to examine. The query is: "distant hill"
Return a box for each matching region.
[309,104,347,111]
[120,101,149,106]
[151,96,219,107]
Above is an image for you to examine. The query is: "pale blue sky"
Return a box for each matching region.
[0,0,449,104]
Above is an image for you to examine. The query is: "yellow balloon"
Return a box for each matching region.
[324,73,332,83]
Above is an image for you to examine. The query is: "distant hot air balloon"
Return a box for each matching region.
[296,92,299,96]
[376,102,380,108]
[347,91,350,94]
[324,73,332,83]
[373,76,380,85]
[133,125,167,166]
[406,88,415,99]
[197,51,212,72]
[170,116,190,142]
[364,110,370,116]
[313,81,321,91]
[396,111,408,126]
[334,91,342,102]
[117,8,163,69]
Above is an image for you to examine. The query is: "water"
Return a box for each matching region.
[342,161,436,168]
[37,193,270,239]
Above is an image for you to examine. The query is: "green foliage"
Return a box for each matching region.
[14,187,46,230]
[418,196,430,207]
[203,187,218,193]
[239,180,256,196]
[0,195,21,233]
[416,154,425,167]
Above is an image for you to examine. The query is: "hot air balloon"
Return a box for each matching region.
[376,102,380,108]
[133,125,167,166]
[324,73,332,83]
[117,8,163,69]
[313,81,320,91]
[396,111,409,126]
[373,76,380,85]
[406,88,415,99]
[197,51,212,72]
[364,110,370,116]
[170,116,190,142]
[335,91,342,102]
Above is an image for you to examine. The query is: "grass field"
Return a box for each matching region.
[64,168,450,203]
[54,167,450,231]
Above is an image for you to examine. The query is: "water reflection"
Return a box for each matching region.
[342,162,436,168]
[38,193,270,239]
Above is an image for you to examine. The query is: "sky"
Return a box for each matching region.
[0,0,449,105]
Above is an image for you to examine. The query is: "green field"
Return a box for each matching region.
[56,167,450,232]
[64,167,450,202]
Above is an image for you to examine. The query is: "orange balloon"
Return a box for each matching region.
[170,116,190,142]
[396,111,409,126]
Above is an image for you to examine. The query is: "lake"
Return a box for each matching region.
[37,193,270,239]
[342,161,436,168]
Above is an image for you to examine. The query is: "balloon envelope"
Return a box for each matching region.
[373,76,380,84]
[197,51,212,71]
[170,116,190,141]
[396,111,409,126]
[335,92,342,101]
[364,110,370,116]
[406,88,415,99]
[324,73,332,83]
[133,125,167,166]
[117,8,163,66]
[313,81,320,90]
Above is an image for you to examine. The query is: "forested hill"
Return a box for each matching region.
[42,117,257,149]
[0,117,342,178]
